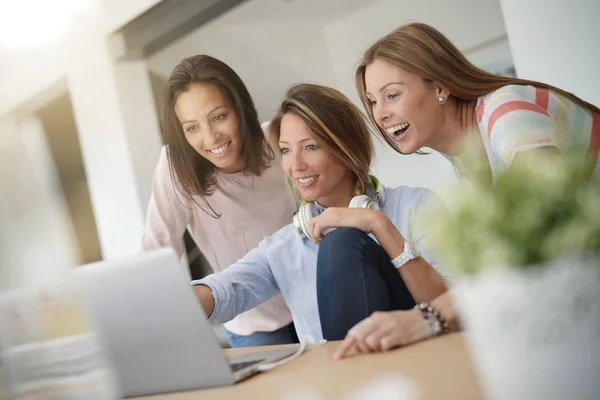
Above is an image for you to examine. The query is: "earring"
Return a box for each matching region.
[438,97,446,104]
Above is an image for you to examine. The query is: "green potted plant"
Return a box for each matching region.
[427,153,600,400]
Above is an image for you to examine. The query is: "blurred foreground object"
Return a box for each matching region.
[427,152,600,399]
[0,128,118,399]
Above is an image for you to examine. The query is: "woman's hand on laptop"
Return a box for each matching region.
[333,308,431,360]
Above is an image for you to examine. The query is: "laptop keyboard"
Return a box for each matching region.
[229,359,265,372]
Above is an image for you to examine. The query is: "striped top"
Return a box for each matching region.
[456,84,600,183]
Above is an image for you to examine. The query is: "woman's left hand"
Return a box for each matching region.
[308,207,381,245]
[332,308,433,360]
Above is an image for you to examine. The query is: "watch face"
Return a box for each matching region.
[407,240,420,258]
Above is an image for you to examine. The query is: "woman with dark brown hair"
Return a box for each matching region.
[142,55,298,347]
[333,22,600,359]
[191,83,448,345]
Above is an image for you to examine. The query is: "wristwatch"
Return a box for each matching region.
[391,239,420,269]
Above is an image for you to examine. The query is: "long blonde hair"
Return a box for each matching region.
[356,22,600,153]
[269,83,374,197]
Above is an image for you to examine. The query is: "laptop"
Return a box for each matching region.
[74,247,301,397]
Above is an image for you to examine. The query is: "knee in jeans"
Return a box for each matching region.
[317,228,372,274]
[320,227,367,249]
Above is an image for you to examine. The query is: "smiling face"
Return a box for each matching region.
[278,113,354,208]
[364,58,446,154]
[174,82,245,173]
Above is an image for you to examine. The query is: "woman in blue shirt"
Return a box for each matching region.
[192,83,448,342]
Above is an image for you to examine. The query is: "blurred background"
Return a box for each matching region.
[0,0,598,276]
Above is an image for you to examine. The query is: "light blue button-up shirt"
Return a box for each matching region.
[192,185,445,341]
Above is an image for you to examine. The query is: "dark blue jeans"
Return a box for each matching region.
[225,322,299,348]
[317,228,416,340]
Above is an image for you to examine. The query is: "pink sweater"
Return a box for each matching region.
[142,146,296,335]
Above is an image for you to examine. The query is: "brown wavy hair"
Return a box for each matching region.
[163,55,274,217]
[356,22,600,153]
[269,83,373,197]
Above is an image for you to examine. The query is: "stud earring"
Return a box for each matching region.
[438,97,446,104]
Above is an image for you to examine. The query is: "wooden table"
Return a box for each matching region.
[131,333,484,399]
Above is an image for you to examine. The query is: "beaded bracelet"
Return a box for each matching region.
[417,302,449,337]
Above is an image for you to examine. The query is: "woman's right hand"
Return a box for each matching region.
[333,308,432,360]
[333,291,459,360]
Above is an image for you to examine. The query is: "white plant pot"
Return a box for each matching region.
[453,257,600,400]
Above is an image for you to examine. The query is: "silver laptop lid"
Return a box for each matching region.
[74,248,235,397]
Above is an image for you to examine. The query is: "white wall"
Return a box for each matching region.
[149,0,509,202]
[500,0,600,107]
[0,44,67,117]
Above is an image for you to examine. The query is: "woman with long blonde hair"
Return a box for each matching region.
[334,22,600,359]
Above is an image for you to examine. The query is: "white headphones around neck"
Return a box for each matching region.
[292,175,382,239]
